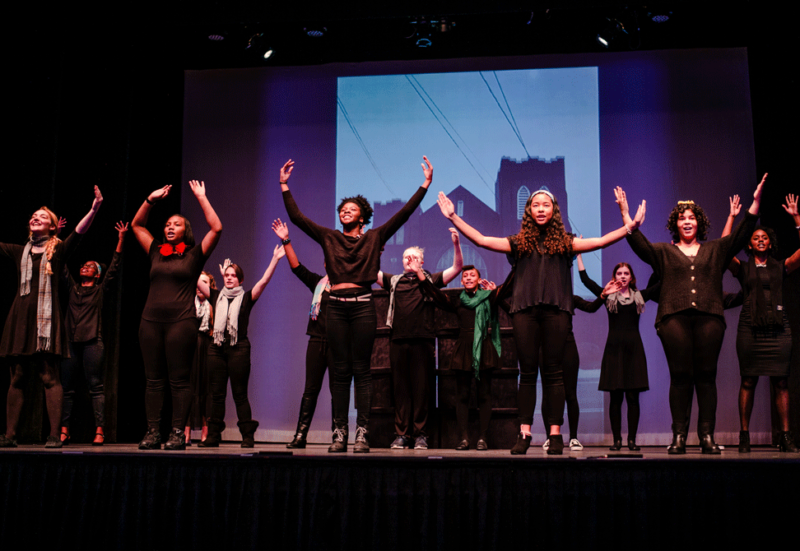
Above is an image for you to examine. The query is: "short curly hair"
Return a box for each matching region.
[666,202,711,242]
[337,195,373,227]
[745,225,779,258]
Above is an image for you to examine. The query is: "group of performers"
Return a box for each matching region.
[0,158,798,455]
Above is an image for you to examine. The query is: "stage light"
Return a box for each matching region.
[246,33,275,60]
[305,27,327,38]
[596,17,628,48]
[208,34,225,42]
[416,38,432,47]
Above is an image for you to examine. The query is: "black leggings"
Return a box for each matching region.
[562,331,580,440]
[207,339,253,424]
[6,354,62,438]
[455,371,492,441]
[511,305,570,429]
[61,338,105,428]
[657,311,725,432]
[139,317,198,430]
[608,390,641,440]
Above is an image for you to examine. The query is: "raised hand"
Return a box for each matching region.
[437,192,455,219]
[449,227,460,244]
[480,279,497,291]
[92,185,104,211]
[116,221,129,239]
[188,180,206,198]
[273,244,286,259]
[421,156,433,183]
[57,217,67,235]
[602,279,622,297]
[272,219,289,240]
[783,193,798,217]
[219,258,232,276]
[614,186,631,225]
[148,185,171,203]
[631,200,646,229]
[280,160,294,182]
[729,195,741,218]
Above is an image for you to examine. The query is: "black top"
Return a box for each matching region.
[0,232,80,357]
[506,237,574,314]
[209,288,258,344]
[283,186,427,287]
[735,256,787,329]
[625,212,757,326]
[63,251,121,343]
[141,240,208,323]
[291,263,329,339]
[380,270,445,340]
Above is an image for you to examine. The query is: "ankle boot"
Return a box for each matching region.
[738,430,750,453]
[609,436,622,451]
[667,424,687,455]
[778,431,800,453]
[164,428,187,450]
[547,434,564,455]
[238,420,259,448]
[328,426,348,453]
[627,438,640,451]
[510,432,531,455]
[698,422,721,454]
[287,396,314,448]
[199,420,225,447]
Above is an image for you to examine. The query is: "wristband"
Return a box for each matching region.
[145,197,154,205]
[281,238,291,245]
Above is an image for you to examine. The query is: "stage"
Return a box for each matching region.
[2,443,797,550]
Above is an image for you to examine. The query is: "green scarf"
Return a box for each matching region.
[459,289,501,380]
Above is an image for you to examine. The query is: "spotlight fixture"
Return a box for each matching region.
[246,33,274,60]
[596,16,628,48]
[208,33,225,42]
[304,27,327,38]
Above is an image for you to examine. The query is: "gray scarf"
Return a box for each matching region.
[213,286,245,346]
[606,288,645,315]
[21,235,54,351]
[195,296,211,332]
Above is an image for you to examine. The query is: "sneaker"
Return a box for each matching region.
[164,428,186,451]
[353,426,369,453]
[542,438,550,450]
[328,428,347,453]
[569,438,584,451]
[45,435,62,448]
[0,434,17,448]
[391,435,411,449]
[138,428,162,450]
[414,435,428,450]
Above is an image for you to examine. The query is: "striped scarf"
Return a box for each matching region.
[21,235,58,352]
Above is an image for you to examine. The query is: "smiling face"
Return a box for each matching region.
[528,193,554,226]
[29,209,56,237]
[223,267,240,289]
[164,215,187,244]
[749,229,771,256]
[677,209,698,242]
[338,202,363,228]
[461,268,480,291]
[80,261,100,282]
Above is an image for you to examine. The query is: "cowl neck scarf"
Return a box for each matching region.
[459,289,501,380]
[606,288,645,315]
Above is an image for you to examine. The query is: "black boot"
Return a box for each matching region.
[164,428,186,450]
[287,396,315,449]
[778,431,800,453]
[238,420,259,448]
[698,422,721,454]
[328,425,348,453]
[667,423,687,455]
[609,437,622,451]
[353,426,369,453]
[199,420,225,448]
[738,430,750,453]
[510,432,531,455]
[138,427,162,450]
[547,434,564,455]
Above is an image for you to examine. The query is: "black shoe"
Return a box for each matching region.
[0,434,18,448]
[609,439,622,451]
[353,426,370,453]
[238,420,259,448]
[455,439,469,451]
[476,439,489,451]
[413,435,428,450]
[627,439,640,451]
[287,433,307,449]
[547,434,564,455]
[138,428,162,450]
[510,433,531,455]
[698,423,721,454]
[390,435,411,449]
[45,435,62,448]
[778,431,800,453]
[667,433,686,455]
[199,420,224,448]
[738,430,751,453]
[164,428,186,450]
[328,428,347,453]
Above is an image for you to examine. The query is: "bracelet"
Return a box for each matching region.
[625,225,632,235]
[281,238,291,245]
[280,181,287,185]
[145,197,154,205]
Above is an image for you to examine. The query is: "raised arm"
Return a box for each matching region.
[578,260,605,298]
[101,222,127,291]
[196,275,211,299]
[251,244,286,301]
[437,191,511,252]
[783,193,800,274]
[721,195,741,238]
[272,218,299,269]
[747,173,766,215]
[573,196,645,253]
[441,228,464,285]
[188,180,222,256]
[75,186,103,234]
[375,157,433,242]
[132,185,171,253]
[114,221,128,254]
[279,160,327,243]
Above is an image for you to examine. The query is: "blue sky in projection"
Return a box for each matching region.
[335,67,600,236]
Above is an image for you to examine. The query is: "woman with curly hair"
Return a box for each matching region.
[280,157,433,453]
[0,187,103,448]
[437,188,645,454]
[722,193,800,453]
[618,176,764,454]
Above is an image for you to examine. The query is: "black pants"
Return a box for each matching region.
[207,339,253,424]
[657,311,725,431]
[139,318,197,430]
[455,371,492,440]
[6,353,61,438]
[511,305,570,428]
[390,338,435,437]
[562,331,580,439]
[295,338,334,429]
[326,294,376,430]
[61,338,105,428]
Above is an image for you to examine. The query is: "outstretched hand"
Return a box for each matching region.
[602,279,622,297]
[421,156,433,183]
[614,186,631,225]
[272,219,289,240]
[437,192,455,219]
[783,193,798,217]
[57,217,67,235]
[219,258,232,276]
[116,221,129,239]
[480,279,496,291]
[729,195,741,218]
[273,244,286,259]
[92,186,104,211]
[148,185,171,203]
[449,227,460,244]
[188,180,206,198]
[280,160,294,182]
[631,200,646,229]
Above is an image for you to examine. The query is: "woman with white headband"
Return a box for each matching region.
[437,187,645,455]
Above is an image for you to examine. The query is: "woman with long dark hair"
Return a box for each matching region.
[59,220,127,446]
[0,186,103,448]
[131,180,222,450]
[437,188,645,454]
[280,157,433,453]
[618,176,763,453]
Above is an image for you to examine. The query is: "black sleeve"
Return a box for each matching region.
[626,229,661,272]
[723,290,744,309]
[641,272,661,303]
[283,189,326,244]
[101,251,121,292]
[376,186,427,243]
[291,263,324,293]
[579,269,604,297]
[418,278,459,312]
[574,295,604,313]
